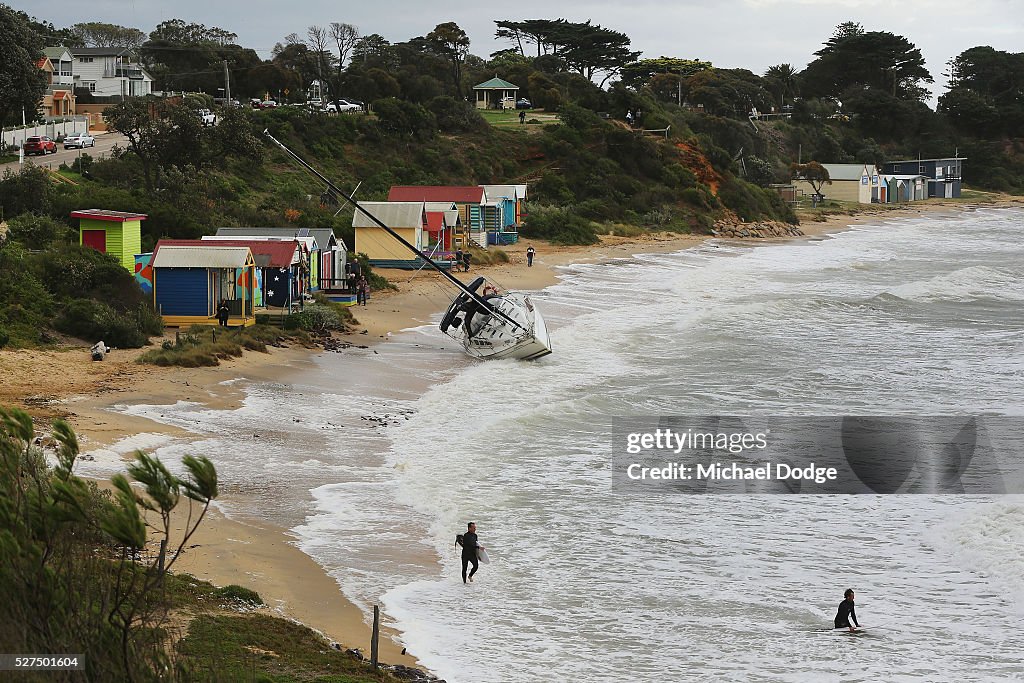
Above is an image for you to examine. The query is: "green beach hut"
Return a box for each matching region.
[72,209,146,272]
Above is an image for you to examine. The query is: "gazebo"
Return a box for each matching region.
[473,77,519,110]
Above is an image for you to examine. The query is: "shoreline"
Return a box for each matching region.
[0,197,1014,674]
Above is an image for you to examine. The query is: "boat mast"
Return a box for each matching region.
[263,130,523,330]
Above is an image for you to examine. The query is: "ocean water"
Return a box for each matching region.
[102,207,1024,682]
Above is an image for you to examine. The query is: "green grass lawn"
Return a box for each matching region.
[479,108,558,127]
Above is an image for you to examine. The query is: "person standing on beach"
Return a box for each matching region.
[462,250,471,272]
[356,275,368,306]
[457,522,484,583]
[526,245,535,267]
[217,300,230,326]
[834,589,860,632]
[455,248,464,273]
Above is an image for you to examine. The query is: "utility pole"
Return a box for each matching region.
[223,60,232,104]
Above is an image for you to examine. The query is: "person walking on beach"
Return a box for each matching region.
[455,248,464,273]
[526,245,535,267]
[834,589,860,632]
[625,109,634,126]
[217,300,230,326]
[456,522,484,583]
[462,250,471,272]
[356,275,368,306]
[519,110,526,124]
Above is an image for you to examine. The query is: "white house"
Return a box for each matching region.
[43,47,75,86]
[69,46,153,98]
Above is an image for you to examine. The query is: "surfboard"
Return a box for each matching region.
[477,548,490,564]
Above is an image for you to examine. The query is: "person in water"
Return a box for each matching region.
[457,521,484,583]
[834,588,859,631]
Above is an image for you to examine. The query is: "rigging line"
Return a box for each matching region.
[262,130,525,332]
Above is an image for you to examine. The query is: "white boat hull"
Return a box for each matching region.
[442,290,552,361]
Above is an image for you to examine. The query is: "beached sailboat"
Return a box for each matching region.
[263,131,552,361]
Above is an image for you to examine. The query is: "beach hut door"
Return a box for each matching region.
[82,230,106,252]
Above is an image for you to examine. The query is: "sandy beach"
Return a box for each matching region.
[0,196,1011,673]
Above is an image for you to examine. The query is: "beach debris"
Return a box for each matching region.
[386,664,443,681]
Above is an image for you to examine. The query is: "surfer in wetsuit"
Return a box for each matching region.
[458,522,484,583]
[834,589,859,631]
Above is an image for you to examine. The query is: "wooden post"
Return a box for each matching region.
[370,605,380,669]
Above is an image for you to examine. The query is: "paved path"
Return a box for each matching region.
[1,132,127,176]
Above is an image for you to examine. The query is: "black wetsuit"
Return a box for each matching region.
[834,599,859,629]
[461,531,479,583]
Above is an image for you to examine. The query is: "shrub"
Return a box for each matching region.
[287,304,346,334]
[0,327,9,348]
[373,98,437,140]
[215,585,264,607]
[7,213,72,247]
[521,204,600,245]
[54,299,155,348]
[426,96,487,133]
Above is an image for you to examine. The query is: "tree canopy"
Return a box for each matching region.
[801,24,932,102]
[0,5,46,127]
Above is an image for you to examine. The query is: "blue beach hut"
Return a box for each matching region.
[151,244,257,327]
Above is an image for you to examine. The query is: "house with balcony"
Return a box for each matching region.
[40,47,76,116]
[69,46,153,98]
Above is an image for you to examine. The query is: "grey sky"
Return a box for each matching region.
[18,0,1024,103]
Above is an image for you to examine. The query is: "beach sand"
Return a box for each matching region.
[0,197,1007,672]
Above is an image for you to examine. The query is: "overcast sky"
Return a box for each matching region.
[18,0,1024,104]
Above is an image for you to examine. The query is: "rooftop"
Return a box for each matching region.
[71,209,148,222]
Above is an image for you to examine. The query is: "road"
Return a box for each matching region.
[1,131,128,176]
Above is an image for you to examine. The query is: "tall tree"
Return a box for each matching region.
[329,22,359,101]
[620,57,712,89]
[801,26,932,101]
[426,22,470,97]
[0,5,46,127]
[70,22,145,49]
[763,63,799,106]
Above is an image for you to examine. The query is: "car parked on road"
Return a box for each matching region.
[63,132,95,149]
[23,136,57,155]
[197,108,216,126]
[324,99,361,113]
[515,98,532,109]
[257,100,277,109]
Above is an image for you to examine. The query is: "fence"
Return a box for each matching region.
[2,116,90,149]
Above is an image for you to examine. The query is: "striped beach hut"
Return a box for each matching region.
[151,244,256,327]
[72,209,146,271]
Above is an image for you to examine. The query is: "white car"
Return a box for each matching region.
[63,132,95,149]
[197,109,216,126]
[324,99,361,113]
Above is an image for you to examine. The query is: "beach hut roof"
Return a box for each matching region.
[478,184,520,200]
[820,164,870,181]
[70,209,148,222]
[353,201,425,229]
[388,186,485,204]
[179,238,300,267]
[424,201,458,212]
[214,226,338,250]
[152,245,252,268]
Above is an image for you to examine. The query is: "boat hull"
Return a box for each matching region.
[442,291,552,361]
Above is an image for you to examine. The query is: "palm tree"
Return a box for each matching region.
[764,63,800,106]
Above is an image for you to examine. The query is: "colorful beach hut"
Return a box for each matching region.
[387,186,487,249]
[213,227,348,293]
[72,209,146,271]
[151,243,256,327]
